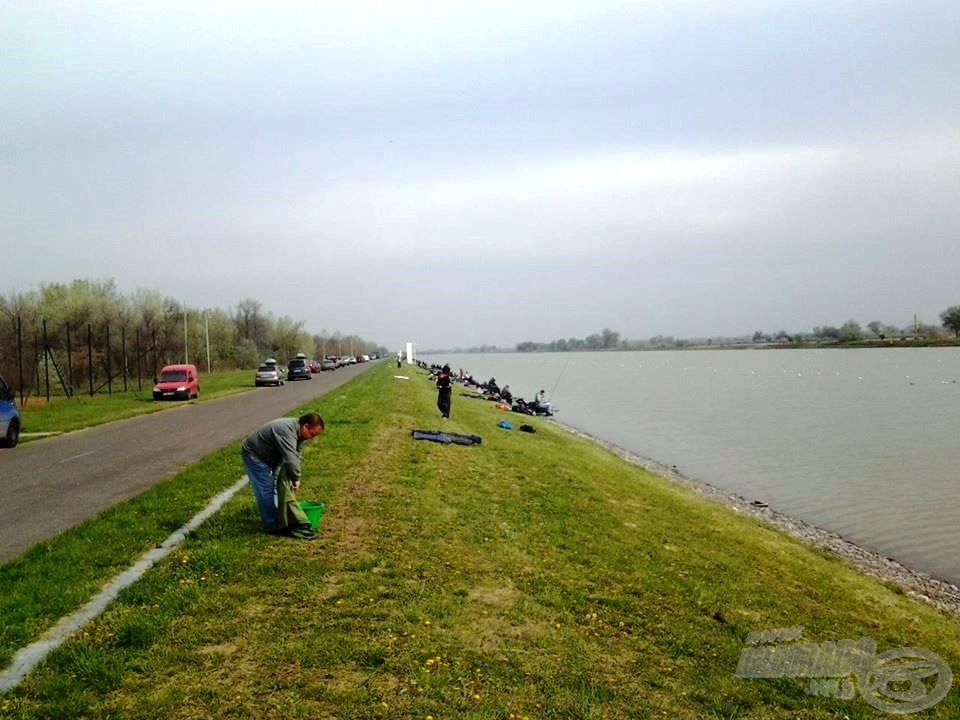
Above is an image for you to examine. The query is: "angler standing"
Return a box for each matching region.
[436,364,452,420]
[241,413,325,537]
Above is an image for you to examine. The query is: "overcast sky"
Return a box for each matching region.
[3,1,959,349]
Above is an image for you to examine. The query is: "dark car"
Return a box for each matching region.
[0,374,21,448]
[287,357,312,381]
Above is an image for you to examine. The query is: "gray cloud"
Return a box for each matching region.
[3,0,959,348]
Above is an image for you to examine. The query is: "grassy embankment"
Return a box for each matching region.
[3,361,960,718]
[18,370,254,437]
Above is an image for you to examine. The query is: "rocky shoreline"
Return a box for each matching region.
[554,421,960,618]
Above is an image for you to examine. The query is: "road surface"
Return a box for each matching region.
[0,362,375,564]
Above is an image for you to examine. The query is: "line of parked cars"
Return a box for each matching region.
[320,355,373,370]
[2,350,384,449]
[254,352,336,386]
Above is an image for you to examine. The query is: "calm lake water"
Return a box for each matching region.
[433,349,960,583]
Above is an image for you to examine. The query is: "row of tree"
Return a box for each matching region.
[516,328,622,353]
[761,308,960,344]
[0,280,388,396]
[513,307,960,352]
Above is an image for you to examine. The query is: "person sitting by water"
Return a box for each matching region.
[531,389,551,414]
[500,385,513,404]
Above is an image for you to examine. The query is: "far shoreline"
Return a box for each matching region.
[424,341,960,354]
[553,419,960,618]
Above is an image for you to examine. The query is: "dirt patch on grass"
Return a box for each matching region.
[468,581,518,608]
[197,641,239,656]
[328,514,371,556]
[240,601,269,618]
[321,666,369,693]
[460,614,550,654]
[314,573,343,601]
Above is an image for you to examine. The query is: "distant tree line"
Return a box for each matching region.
[516,328,622,352]
[0,279,387,396]
[514,306,960,352]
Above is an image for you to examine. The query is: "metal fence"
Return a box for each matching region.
[3,316,184,404]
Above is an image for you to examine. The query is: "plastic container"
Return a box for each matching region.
[298,501,326,531]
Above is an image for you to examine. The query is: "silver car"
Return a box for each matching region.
[255,364,284,387]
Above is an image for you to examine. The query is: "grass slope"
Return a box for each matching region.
[3,362,959,719]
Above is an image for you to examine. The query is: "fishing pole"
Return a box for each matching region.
[548,359,570,402]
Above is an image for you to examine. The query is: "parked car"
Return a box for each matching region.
[153,364,200,400]
[308,360,321,373]
[320,358,338,371]
[255,364,285,386]
[0,374,21,448]
[287,357,312,381]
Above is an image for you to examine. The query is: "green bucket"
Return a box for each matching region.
[298,501,326,531]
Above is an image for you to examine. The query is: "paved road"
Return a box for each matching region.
[0,363,376,564]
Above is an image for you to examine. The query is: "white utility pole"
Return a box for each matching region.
[204,310,211,374]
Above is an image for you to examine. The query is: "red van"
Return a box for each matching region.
[153,364,200,401]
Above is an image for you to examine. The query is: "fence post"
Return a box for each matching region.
[106,323,112,396]
[16,316,23,406]
[34,332,40,399]
[66,321,74,395]
[42,319,50,402]
[87,324,94,397]
[136,328,142,392]
[121,326,128,392]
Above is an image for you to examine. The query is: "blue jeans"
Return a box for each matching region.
[242,450,279,532]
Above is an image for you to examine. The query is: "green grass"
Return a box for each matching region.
[3,363,960,718]
[18,370,254,437]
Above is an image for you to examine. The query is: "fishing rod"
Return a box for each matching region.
[548,359,570,402]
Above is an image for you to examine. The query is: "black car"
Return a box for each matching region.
[287,358,312,381]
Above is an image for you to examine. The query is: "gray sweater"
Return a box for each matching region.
[242,418,303,481]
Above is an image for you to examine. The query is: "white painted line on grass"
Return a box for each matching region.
[0,475,249,694]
